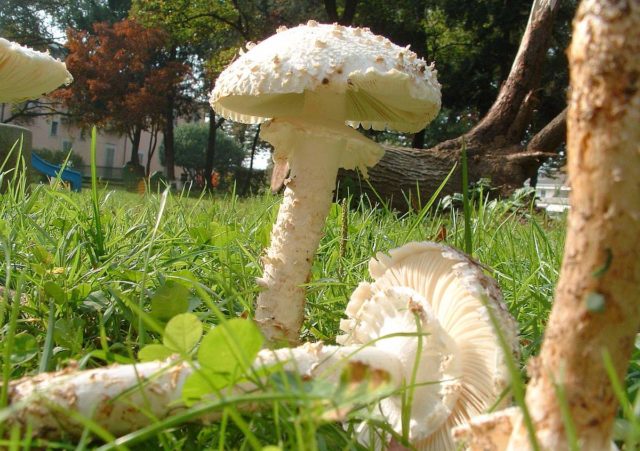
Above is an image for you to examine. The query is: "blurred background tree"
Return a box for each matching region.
[1,0,576,199]
[161,122,245,190]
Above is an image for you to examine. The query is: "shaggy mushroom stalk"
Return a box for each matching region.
[2,242,516,449]
[210,21,441,344]
[1,345,397,439]
[255,117,383,343]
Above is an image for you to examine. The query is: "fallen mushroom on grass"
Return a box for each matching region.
[0,38,73,103]
[210,21,441,344]
[339,242,518,449]
[2,242,516,450]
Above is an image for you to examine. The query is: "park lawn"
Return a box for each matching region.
[0,177,636,449]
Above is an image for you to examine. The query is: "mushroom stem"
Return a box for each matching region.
[256,118,381,344]
[3,343,401,439]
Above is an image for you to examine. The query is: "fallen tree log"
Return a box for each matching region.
[342,0,565,211]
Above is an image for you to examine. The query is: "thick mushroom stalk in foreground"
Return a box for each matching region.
[0,38,73,103]
[1,242,516,450]
[454,0,640,449]
[210,21,441,344]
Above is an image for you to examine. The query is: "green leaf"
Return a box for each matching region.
[138,344,174,362]
[198,318,263,375]
[163,313,203,354]
[54,317,84,352]
[181,370,230,403]
[33,245,54,265]
[121,269,145,283]
[44,281,67,305]
[210,221,238,247]
[10,333,38,365]
[185,319,263,401]
[150,280,190,321]
[70,282,92,302]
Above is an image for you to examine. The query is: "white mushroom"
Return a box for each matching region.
[210,22,441,344]
[2,242,515,450]
[0,38,73,103]
[338,242,519,450]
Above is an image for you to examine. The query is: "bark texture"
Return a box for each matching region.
[510,1,640,449]
[346,0,563,211]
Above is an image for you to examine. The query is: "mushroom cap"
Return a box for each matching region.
[337,241,519,451]
[0,38,73,103]
[210,21,441,133]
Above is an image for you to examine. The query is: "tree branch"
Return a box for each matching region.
[324,0,338,22]
[526,107,567,153]
[468,0,561,143]
[3,101,72,124]
[340,0,358,25]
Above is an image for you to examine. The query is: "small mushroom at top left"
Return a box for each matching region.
[0,38,73,103]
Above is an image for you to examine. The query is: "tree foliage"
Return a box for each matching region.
[54,19,189,165]
[166,122,245,174]
[3,0,575,182]
[0,0,62,48]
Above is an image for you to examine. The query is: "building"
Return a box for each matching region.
[1,100,168,180]
[535,171,570,213]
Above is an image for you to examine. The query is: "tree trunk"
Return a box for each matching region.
[204,108,217,191]
[242,124,260,195]
[352,107,564,210]
[163,96,176,180]
[145,125,159,177]
[351,0,563,211]
[130,126,141,165]
[324,0,358,25]
[510,1,640,449]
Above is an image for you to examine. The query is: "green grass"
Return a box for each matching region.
[0,147,637,449]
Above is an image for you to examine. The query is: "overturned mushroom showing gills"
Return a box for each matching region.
[210,21,441,344]
[2,242,515,448]
[0,38,73,103]
[338,242,518,450]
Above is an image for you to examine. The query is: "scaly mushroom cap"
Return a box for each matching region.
[0,38,73,103]
[337,242,518,450]
[210,21,441,133]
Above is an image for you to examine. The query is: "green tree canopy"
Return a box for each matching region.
[164,122,245,175]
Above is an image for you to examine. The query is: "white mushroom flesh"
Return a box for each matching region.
[338,242,518,450]
[0,38,73,103]
[4,343,402,439]
[255,118,383,341]
[4,242,517,448]
[210,22,441,344]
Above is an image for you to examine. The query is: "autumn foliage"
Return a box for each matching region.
[55,19,189,167]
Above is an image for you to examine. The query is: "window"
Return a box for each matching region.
[104,144,115,167]
[50,121,58,136]
[62,141,72,153]
[138,152,145,165]
[104,144,116,179]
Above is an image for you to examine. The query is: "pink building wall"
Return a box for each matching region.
[1,101,168,176]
